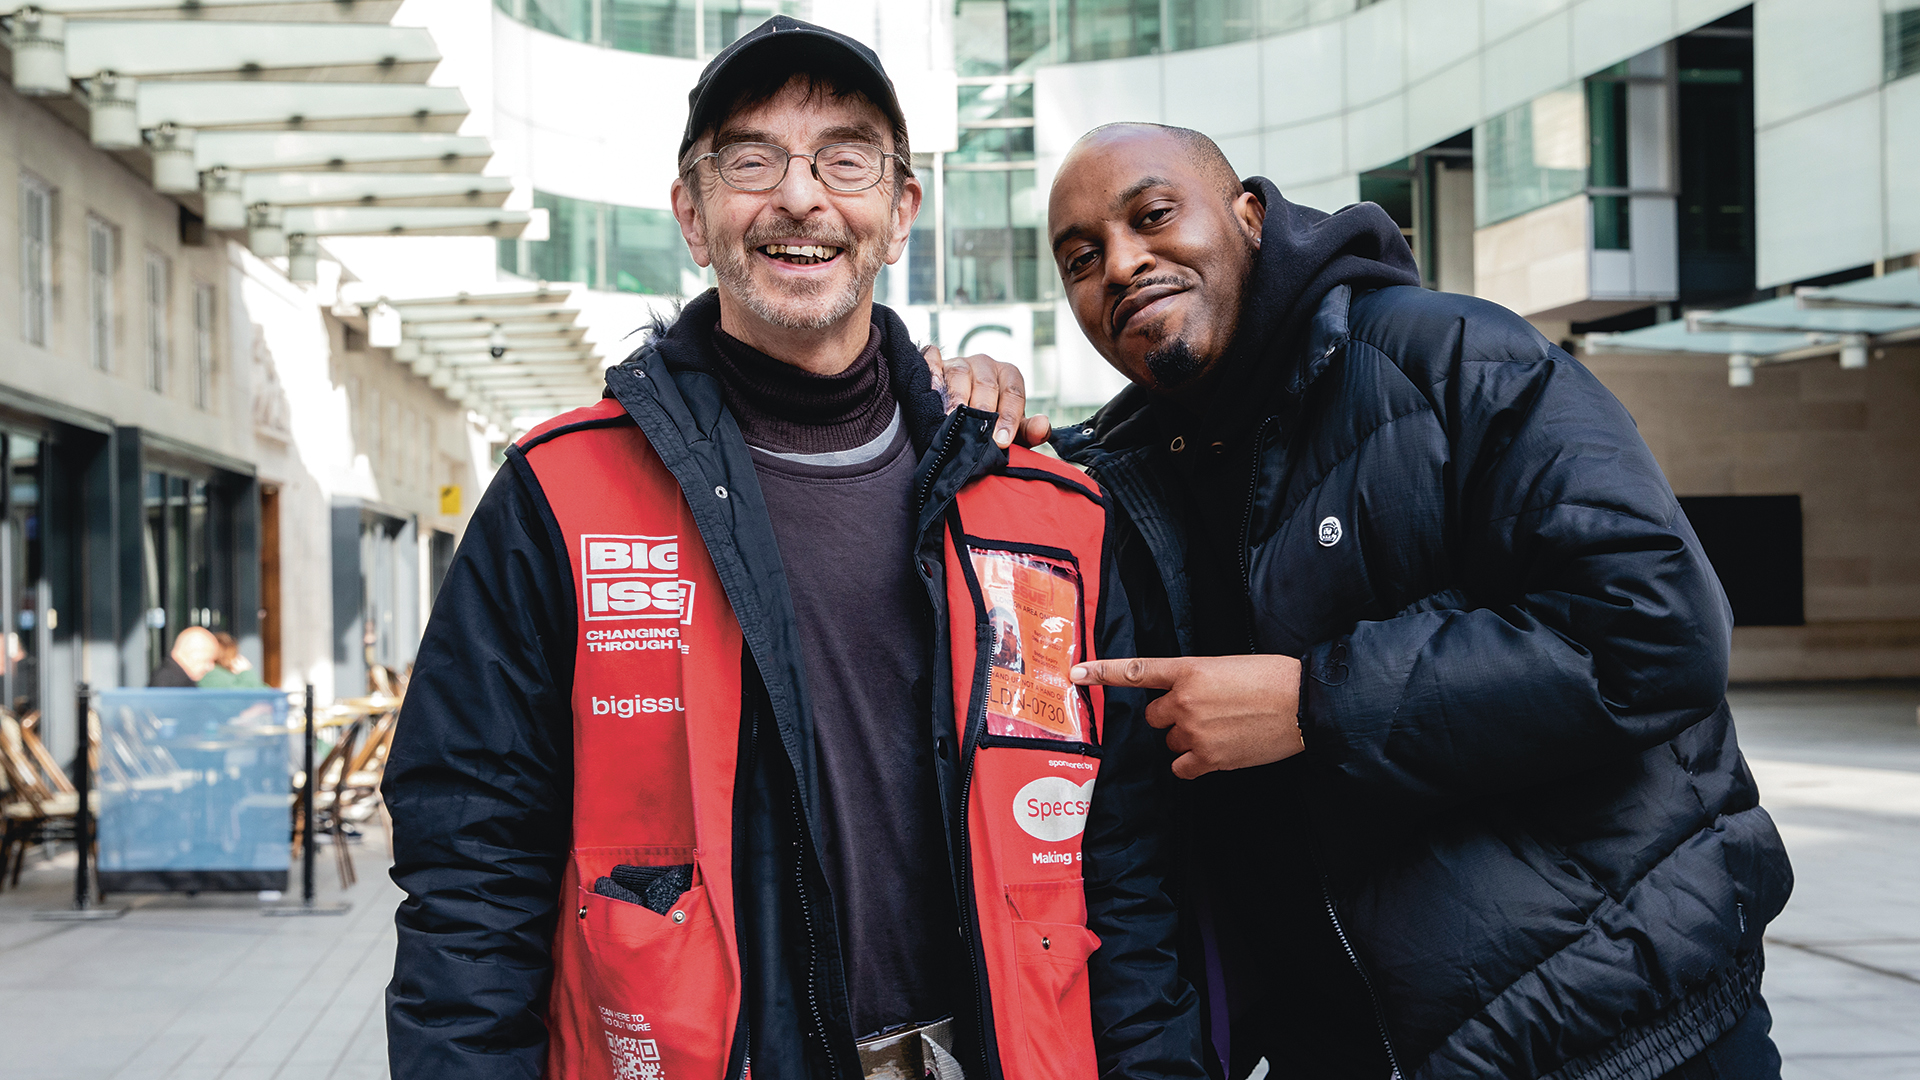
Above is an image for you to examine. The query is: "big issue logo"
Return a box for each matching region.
[1012,775,1096,842]
[581,533,697,624]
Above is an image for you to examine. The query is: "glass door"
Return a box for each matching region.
[2,432,46,719]
[143,469,222,677]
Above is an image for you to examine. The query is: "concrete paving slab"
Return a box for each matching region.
[0,681,1915,1079]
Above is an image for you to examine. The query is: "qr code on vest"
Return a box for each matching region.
[603,1032,664,1080]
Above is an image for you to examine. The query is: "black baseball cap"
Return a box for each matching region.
[678,15,908,161]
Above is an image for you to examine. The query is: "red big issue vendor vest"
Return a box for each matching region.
[523,399,1112,1080]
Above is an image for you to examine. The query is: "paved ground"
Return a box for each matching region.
[0,831,398,1080]
[1733,682,1920,1080]
[1,682,1917,1079]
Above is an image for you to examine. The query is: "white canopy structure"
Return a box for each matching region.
[0,0,597,424]
[1587,269,1920,386]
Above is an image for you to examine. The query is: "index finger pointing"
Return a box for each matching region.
[1070,657,1182,689]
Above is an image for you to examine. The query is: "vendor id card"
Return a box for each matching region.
[970,548,1093,744]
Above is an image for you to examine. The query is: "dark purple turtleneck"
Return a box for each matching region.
[708,319,961,1041]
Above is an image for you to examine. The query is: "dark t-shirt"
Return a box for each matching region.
[149,657,197,687]
[749,416,962,1038]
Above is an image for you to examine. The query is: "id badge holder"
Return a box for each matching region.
[967,546,1097,749]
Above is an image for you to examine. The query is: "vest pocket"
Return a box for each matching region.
[1007,919,1102,1079]
[1001,880,1099,1079]
[575,850,730,1080]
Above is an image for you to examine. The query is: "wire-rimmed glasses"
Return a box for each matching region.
[686,141,908,194]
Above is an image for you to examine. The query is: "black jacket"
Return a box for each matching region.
[384,293,1205,1080]
[1054,185,1792,1080]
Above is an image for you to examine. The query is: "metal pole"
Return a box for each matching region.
[302,682,316,906]
[266,683,347,915]
[35,684,121,919]
[73,682,90,911]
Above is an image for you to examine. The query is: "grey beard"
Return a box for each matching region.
[704,220,886,332]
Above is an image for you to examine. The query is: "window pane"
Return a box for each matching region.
[529,191,602,288]
[956,0,1053,75]
[90,220,115,371]
[1587,80,1629,189]
[608,205,699,294]
[951,127,1036,163]
[525,0,591,41]
[606,0,696,56]
[1169,0,1260,50]
[1473,87,1588,226]
[1065,0,1160,62]
[705,0,789,53]
[958,83,1035,122]
[147,254,170,392]
[1888,9,1920,83]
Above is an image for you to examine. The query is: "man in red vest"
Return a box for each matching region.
[384,18,1204,1080]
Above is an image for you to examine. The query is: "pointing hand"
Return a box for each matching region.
[1072,655,1305,780]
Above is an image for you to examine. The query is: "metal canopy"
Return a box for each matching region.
[138,82,467,132]
[3,0,401,19]
[390,304,578,325]
[1586,320,1836,358]
[0,0,401,19]
[387,288,575,310]
[195,131,489,172]
[65,22,439,81]
[369,288,606,426]
[240,172,511,208]
[409,322,586,344]
[1689,294,1920,338]
[1798,267,1920,311]
[282,205,526,238]
[1586,270,1920,360]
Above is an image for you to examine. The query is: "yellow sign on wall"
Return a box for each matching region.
[439,485,462,516]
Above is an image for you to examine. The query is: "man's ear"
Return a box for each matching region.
[884,173,924,266]
[1234,190,1265,248]
[671,176,712,268]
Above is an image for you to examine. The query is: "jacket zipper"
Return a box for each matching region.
[953,679,995,1080]
[1322,881,1403,1080]
[792,787,842,1078]
[916,417,966,511]
[915,427,993,1080]
[730,705,761,1080]
[1239,414,1402,1078]
[1238,415,1276,654]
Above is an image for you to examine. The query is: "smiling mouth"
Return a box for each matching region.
[1111,285,1187,338]
[760,243,844,266]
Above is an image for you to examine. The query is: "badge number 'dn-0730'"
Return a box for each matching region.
[582,533,697,625]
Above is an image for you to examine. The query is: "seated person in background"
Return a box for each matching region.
[198,632,266,689]
[149,626,219,688]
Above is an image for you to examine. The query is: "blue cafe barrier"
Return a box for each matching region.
[93,688,294,895]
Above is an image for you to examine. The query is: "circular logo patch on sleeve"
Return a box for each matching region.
[1318,516,1343,547]
[1013,776,1096,842]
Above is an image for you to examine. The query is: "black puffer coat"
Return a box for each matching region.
[1053,184,1792,1080]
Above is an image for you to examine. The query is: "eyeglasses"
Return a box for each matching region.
[686,141,909,194]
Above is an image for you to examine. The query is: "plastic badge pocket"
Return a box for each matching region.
[577,855,729,1080]
[968,547,1094,745]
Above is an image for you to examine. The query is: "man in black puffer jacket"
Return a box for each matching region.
[1027,124,1795,1080]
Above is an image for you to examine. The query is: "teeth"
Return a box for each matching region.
[763,243,840,260]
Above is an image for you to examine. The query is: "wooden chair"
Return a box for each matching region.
[0,712,86,891]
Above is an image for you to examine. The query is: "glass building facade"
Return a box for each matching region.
[494,0,799,58]
[499,192,703,296]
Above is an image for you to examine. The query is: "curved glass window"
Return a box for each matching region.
[499,191,703,296]
[495,0,803,59]
[953,0,1370,69]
